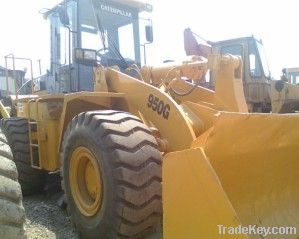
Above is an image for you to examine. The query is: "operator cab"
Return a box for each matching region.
[44,0,153,93]
[282,67,299,84]
[211,36,272,111]
[212,36,271,82]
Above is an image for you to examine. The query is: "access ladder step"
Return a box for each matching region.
[30,143,39,147]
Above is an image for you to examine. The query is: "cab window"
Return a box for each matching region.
[221,44,243,59]
[248,41,262,77]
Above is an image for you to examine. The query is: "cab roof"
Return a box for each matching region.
[210,36,262,47]
[110,0,153,12]
[44,0,153,19]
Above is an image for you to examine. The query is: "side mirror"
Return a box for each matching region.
[282,68,287,75]
[57,6,70,26]
[145,25,153,43]
[73,48,97,66]
[281,68,288,82]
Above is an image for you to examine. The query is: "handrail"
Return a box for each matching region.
[4,54,34,99]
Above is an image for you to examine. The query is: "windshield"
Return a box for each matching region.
[221,44,243,58]
[256,41,271,78]
[78,0,140,64]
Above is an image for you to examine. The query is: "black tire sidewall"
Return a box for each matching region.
[63,125,117,238]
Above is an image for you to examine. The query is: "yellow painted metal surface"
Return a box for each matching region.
[0,101,10,118]
[141,56,208,86]
[169,79,215,105]
[202,112,299,238]
[57,92,126,151]
[107,69,196,151]
[70,146,102,217]
[212,54,248,113]
[38,120,60,171]
[163,148,248,239]
[166,112,299,238]
[271,80,299,113]
[181,101,219,135]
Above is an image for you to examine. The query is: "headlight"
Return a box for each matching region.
[83,50,96,61]
[73,48,97,66]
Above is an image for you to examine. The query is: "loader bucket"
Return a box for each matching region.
[163,112,299,239]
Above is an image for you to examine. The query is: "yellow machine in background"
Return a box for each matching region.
[271,67,299,112]
[282,67,299,84]
[184,28,299,113]
[1,1,298,239]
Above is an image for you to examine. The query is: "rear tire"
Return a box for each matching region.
[0,129,26,238]
[0,118,46,195]
[61,110,162,239]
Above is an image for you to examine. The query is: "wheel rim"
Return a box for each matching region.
[69,146,102,217]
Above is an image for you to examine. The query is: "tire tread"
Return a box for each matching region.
[0,118,46,195]
[0,129,26,238]
[62,111,162,238]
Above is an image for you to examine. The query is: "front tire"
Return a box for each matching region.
[61,110,162,239]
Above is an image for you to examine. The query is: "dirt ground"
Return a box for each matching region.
[23,174,79,239]
[22,174,162,239]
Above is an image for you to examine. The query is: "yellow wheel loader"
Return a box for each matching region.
[282,67,299,84]
[1,1,298,239]
[184,28,299,113]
